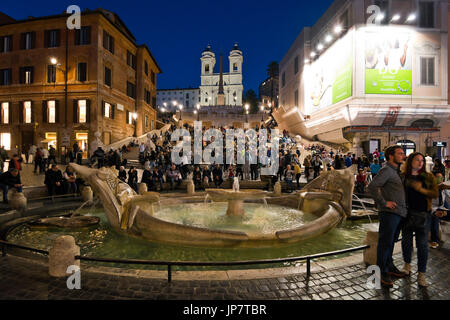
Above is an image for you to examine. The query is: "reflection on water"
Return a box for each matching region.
[7,207,373,271]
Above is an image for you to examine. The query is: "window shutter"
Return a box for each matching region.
[8,68,12,85]
[75,29,80,45]
[110,37,114,54]
[111,104,115,119]
[55,30,61,47]
[20,33,26,50]
[126,110,130,124]
[86,26,91,44]
[101,100,105,118]
[30,101,34,123]
[73,100,78,123]
[86,99,91,123]
[55,100,60,123]
[44,30,49,48]
[31,32,35,49]
[30,66,34,84]
[42,100,47,123]
[19,102,23,123]
[19,67,24,84]
[9,36,13,52]
[0,103,3,124]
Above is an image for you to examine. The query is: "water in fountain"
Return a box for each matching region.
[263,198,268,208]
[352,194,373,224]
[232,177,239,192]
[70,198,99,217]
[204,194,210,204]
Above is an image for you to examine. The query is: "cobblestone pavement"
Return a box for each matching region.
[0,247,449,300]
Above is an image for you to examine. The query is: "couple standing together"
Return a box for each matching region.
[367,145,439,288]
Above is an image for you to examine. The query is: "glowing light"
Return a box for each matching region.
[334,25,342,34]
[376,13,385,21]
[325,35,332,43]
[304,59,310,63]
[310,51,316,58]
[317,43,324,51]
[391,14,400,22]
[50,57,58,65]
[406,13,416,22]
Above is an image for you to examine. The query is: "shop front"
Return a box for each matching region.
[75,131,89,159]
[397,140,416,156]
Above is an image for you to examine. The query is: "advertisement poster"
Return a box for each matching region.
[306,32,353,112]
[365,29,412,95]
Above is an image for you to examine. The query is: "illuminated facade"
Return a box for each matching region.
[0,9,161,157]
[276,0,450,158]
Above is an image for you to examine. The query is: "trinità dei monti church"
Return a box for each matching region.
[199,43,244,107]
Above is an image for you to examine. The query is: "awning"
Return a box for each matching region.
[317,129,350,144]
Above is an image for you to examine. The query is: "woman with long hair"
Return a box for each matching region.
[401,152,439,287]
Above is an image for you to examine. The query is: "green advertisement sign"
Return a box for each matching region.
[332,58,353,104]
[365,69,412,95]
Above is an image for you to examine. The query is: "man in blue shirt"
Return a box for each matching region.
[370,159,381,177]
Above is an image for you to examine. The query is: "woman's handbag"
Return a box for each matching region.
[404,210,428,230]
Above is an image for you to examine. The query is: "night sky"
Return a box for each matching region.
[2,0,334,93]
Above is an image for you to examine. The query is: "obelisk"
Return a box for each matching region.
[217,52,225,106]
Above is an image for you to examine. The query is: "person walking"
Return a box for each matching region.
[400,152,439,287]
[41,147,49,170]
[367,145,407,287]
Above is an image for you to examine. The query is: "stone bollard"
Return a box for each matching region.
[187,180,195,195]
[81,186,93,203]
[274,181,282,196]
[363,230,379,266]
[9,190,27,212]
[49,235,80,277]
[138,183,148,195]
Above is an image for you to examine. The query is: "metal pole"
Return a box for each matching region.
[306,258,311,277]
[168,264,172,283]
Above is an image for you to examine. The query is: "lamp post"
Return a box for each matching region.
[260,105,265,122]
[50,57,67,126]
[178,104,183,122]
[244,104,249,123]
[196,104,200,121]
[132,112,137,137]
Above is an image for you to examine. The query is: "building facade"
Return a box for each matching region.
[156,88,200,111]
[199,44,244,107]
[0,8,161,158]
[275,0,449,158]
[259,76,279,108]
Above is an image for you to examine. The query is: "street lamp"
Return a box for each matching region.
[132,112,138,137]
[178,104,183,121]
[260,105,265,122]
[244,104,249,123]
[50,57,68,127]
[196,103,200,121]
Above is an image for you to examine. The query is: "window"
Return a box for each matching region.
[0,35,13,53]
[45,30,60,48]
[127,81,136,99]
[24,101,32,123]
[145,89,151,104]
[0,133,11,150]
[1,102,9,124]
[0,69,12,85]
[294,56,299,74]
[145,115,149,128]
[21,32,35,50]
[294,89,299,106]
[282,72,286,87]
[186,100,189,108]
[104,102,111,118]
[48,100,56,123]
[75,26,91,45]
[145,61,148,76]
[104,67,111,86]
[48,65,56,83]
[420,57,435,85]
[78,100,87,123]
[78,63,87,82]
[127,51,137,70]
[103,31,114,53]
[205,64,210,73]
[127,110,133,124]
[419,1,434,28]
[151,70,155,84]
[20,67,34,84]
[233,63,238,72]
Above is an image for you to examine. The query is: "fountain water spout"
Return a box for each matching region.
[232,177,240,192]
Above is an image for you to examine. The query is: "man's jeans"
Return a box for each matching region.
[402,214,431,273]
[0,184,23,201]
[377,212,404,273]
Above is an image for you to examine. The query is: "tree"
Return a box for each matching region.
[266,61,279,108]
[243,89,259,114]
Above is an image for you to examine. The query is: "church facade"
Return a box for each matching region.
[199,44,243,107]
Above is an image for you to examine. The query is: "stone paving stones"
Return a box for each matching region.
[0,246,449,300]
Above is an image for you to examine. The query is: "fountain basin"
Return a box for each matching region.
[205,189,268,217]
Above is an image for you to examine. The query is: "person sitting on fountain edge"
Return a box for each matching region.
[212,164,223,188]
[45,164,64,196]
[166,164,181,191]
[0,169,23,204]
[128,167,139,193]
[141,165,153,191]
[193,166,203,190]
[118,166,127,183]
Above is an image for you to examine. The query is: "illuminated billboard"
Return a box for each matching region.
[365,29,412,95]
[305,31,353,112]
